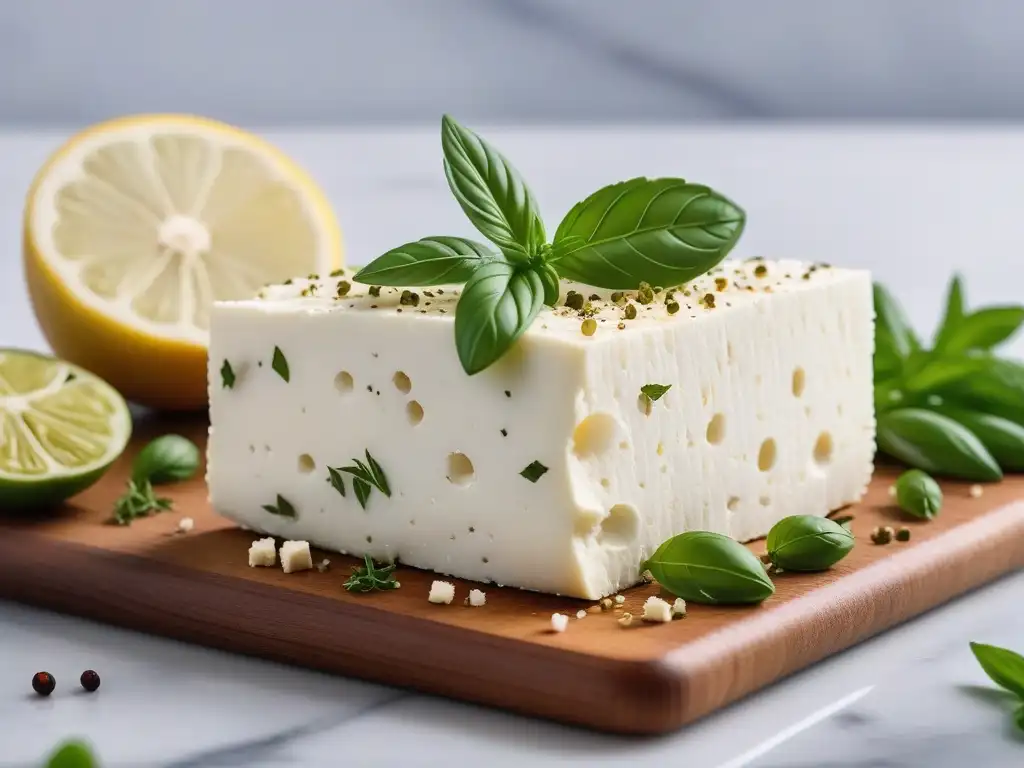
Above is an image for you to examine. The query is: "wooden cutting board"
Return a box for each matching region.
[0,415,1021,735]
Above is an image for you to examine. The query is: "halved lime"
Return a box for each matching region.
[0,348,132,509]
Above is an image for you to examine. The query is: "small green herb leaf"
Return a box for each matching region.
[933,273,965,350]
[339,451,391,510]
[520,460,549,483]
[937,307,1024,354]
[642,531,775,605]
[931,406,1024,472]
[353,236,498,286]
[45,740,97,768]
[262,494,297,518]
[345,554,400,592]
[640,383,672,402]
[132,434,201,485]
[877,408,1002,481]
[271,346,290,382]
[902,355,992,394]
[441,114,545,261]
[110,479,173,525]
[326,466,347,497]
[550,178,745,290]
[766,515,854,572]
[454,261,545,375]
[893,469,943,520]
[969,642,1024,699]
[220,360,236,389]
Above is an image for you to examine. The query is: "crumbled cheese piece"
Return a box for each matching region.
[550,613,569,632]
[600,598,613,611]
[177,517,194,533]
[428,580,455,604]
[587,604,602,614]
[969,484,983,498]
[280,540,313,573]
[576,609,587,619]
[614,595,626,605]
[618,612,633,627]
[248,537,277,567]
[672,598,687,618]
[888,485,897,498]
[468,588,486,607]
[642,596,673,623]
[316,558,331,573]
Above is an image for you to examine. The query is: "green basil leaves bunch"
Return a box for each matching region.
[874,275,1024,480]
[354,115,746,375]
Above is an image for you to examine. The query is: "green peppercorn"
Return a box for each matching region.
[564,291,584,311]
[624,304,637,320]
[636,282,654,305]
[336,280,351,297]
[581,319,597,337]
[666,301,680,315]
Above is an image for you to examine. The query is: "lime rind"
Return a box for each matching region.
[0,348,131,508]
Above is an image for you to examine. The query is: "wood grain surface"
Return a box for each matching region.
[0,415,1021,734]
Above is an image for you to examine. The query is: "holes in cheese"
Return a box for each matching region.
[334,371,354,393]
[792,366,806,397]
[406,400,424,426]
[393,371,412,394]
[758,438,777,471]
[571,413,618,457]
[446,452,475,486]
[706,413,726,444]
[599,504,640,547]
[297,453,315,473]
[814,431,834,465]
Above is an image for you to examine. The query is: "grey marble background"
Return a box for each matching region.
[3,0,1024,126]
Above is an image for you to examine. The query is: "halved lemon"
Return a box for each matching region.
[24,114,343,411]
[0,349,131,509]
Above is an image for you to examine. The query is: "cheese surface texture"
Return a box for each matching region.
[207,260,874,599]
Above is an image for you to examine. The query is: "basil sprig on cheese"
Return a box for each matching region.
[874,276,1024,480]
[354,115,746,375]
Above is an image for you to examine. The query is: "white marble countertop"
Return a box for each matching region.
[1,126,1023,767]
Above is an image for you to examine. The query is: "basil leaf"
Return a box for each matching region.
[640,383,672,401]
[969,642,1024,699]
[454,261,544,375]
[765,515,854,572]
[132,434,201,485]
[933,274,965,350]
[537,262,561,306]
[873,283,921,365]
[939,358,1024,425]
[893,468,943,520]
[46,740,97,768]
[550,178,745,290]
[441,114,545,262]
[902,355,992,394]
[642,531,774,605]
[938,307,1024,354]
[353,237,498,287]
[877,408,1002,481]
[272,346,290,382]
[931,406,1024,471]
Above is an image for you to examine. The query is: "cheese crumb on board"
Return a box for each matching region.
[176,517,194,533]
[642,596,673,623]
[208,260,874,599]
[618,612,633,627]
[428,580,455,604]
[280,540,313,573]
[468,588,486,607]
[550,613,569,633]
[248,537,277,567]
[316,558,331,572]
[672,598,687,618]
[614,595,626,605]
[969,484,983,498]
[576,609,587,619]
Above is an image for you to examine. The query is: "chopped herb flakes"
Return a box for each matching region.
[271,346,290,382]
[220,360,236,389]
[640,383,672,402]
[110,479,173,525]
[326,466,347,497]
[369,286,381,297]
[345,554,400,592]
[262,494,297,518]
[340,450,391,510]
[636,282,654,305]
[329,268,345,277]
[667,301,680,315]
[400,290,420,307]
[520,460,549,483]
[623,304,637,320]
[754,264,768,278]
[564,291,584,311]
[336,280,351,297]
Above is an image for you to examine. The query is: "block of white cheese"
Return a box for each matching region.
[207,260,874,600]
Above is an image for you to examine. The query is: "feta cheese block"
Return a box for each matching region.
[208,259,874,600]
